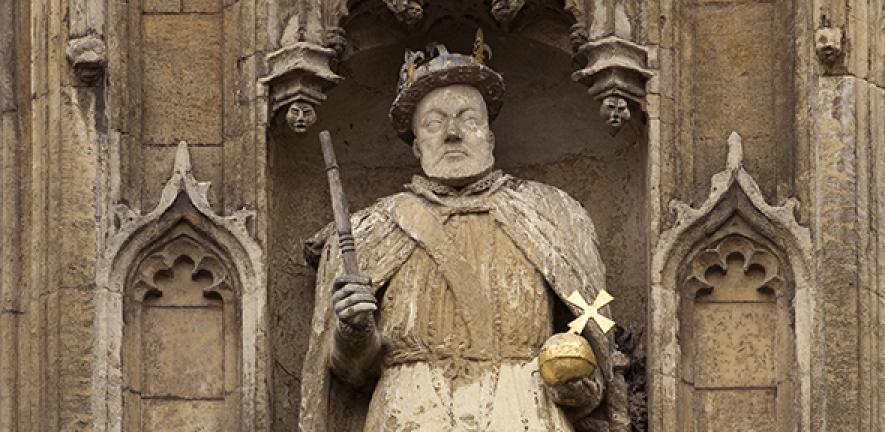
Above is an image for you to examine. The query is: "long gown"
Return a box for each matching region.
[299,171,626,432]
[362,206,573,431]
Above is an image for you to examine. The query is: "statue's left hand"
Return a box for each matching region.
[547,373,604,409]
[331,274,377,333]
[329,275,382,386]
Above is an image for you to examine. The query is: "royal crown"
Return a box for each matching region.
[389,29,505,143]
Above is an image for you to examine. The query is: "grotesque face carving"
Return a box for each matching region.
[815,27,843,66]
[411,84,495,186]
[286,101,317,133]
[600,96,631,130]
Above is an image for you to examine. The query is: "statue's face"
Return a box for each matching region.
[412,84,495,185]
[600,96,630,128]
[286,101,317,133]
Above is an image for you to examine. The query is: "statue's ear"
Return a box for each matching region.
[412,139,422,159]
[488,131,496,152]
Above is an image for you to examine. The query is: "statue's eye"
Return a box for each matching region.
[462,118,478,129]
[425,119,443,130]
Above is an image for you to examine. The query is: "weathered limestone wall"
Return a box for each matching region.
[801,0,885,426]
[0,0,24,428]
[645,0,885,430]
[101,0,272,428]
[111,0,266,215]
[0,0,105,428]
[1,0,272,428]
[807,75,884,432]
[677,0,796,206]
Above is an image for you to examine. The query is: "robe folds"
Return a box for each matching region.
[300,172,629,432]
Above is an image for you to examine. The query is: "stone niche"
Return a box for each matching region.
[648,134,811,432]
[267,12,650,429]
[94,143,267,432]
[677,218,795,432]
[122,222,240,431]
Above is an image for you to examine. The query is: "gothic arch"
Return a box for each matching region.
[648,132,815,432]
[93,142,267,431]
[262,0,652,137]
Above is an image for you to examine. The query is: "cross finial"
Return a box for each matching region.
[566,290,616,334]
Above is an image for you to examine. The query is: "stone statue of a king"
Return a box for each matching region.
[300,39,629,432]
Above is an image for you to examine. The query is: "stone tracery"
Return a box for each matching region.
[93,142,267,431]
[678,227,794,431]
[649,132,814,432]
[262,0,654,135]
[123,229,240,431]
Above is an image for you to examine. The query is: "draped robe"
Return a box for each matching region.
[300,172,629,432]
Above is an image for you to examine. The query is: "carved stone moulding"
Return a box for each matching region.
[66,34,107,84]
[66,0,108,84]
[648,132,815,432]
[93,142,266,431]
[572,36,652,134]
[261,42,343,134]
[814,25,845,71]
[380,0,525,27]
[490,0,526,25]
[383,0,425,26]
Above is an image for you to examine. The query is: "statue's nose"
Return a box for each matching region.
[444,121,461,142]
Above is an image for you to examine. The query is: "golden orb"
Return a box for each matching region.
[537,332,597,386]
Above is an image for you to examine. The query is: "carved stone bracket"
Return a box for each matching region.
[67,0,107,84]
[383,0,425,26]
[648,132,815,432]
[261,43,343,134]
[263,0,349,135]
[683,235,786,301]
[380,0,526,29]
[93,142,266,431]
[66,35,107,84]
[814,24,845,71]
[490,0,526,25]
[567,0,652,134]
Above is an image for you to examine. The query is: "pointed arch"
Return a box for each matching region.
[648,132,815,432]
[93,142,267,431]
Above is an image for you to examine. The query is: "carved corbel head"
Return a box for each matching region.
[384,0,424,27]
[285,99,319,134]
[324,27,348,60]
[490,0,526,25]
[568,23,590,54]
[814,26,844,69]
[571,37,652,135]
[261,42,343,136]
[599,95,631,133]
[66,34,107,84]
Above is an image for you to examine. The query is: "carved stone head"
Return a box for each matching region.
[285,101,317,133]
[411,84,495,186]
[814,26,843,67]
[600,96,631,131]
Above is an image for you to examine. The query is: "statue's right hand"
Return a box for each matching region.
[331,275,377,331]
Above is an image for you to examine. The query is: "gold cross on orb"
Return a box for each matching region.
[566,290,616,335]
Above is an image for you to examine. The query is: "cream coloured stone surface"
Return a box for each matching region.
[142,307,224,398]
[142,14,222,145]
[692,3,775,140]
[183,0,222,14]
[694,389,776,432]
[142,399,225,431]
[143,0,182,14]
[693,303,776,388]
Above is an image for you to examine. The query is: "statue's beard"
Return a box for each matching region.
[420,151,495,185]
